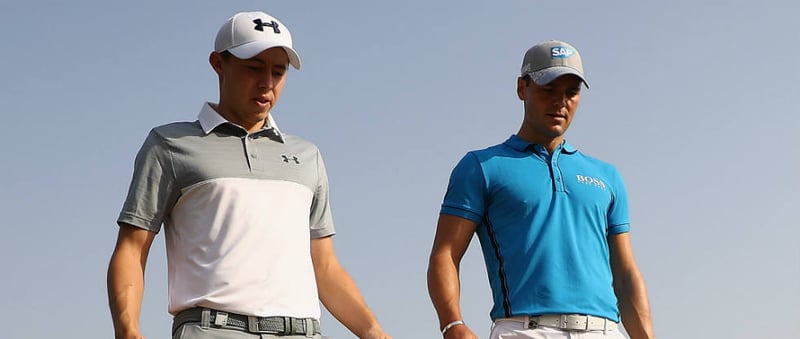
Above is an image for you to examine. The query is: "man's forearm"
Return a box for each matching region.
[427,253,465,329]
[107,250,146,339]
[316,262,386,338]
[617,271,654,339]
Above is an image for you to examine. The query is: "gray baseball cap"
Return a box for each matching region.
[214,11,302,70]
[520,40,588,87]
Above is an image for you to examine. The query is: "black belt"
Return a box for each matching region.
[173,307,321,336]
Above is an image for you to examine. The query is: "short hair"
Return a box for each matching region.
[219,50,234,60]
[522,75,533,86]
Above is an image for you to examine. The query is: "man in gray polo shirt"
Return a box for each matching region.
[107,11,391,339]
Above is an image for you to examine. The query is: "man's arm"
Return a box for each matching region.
[427,214,479,339]
[107,223,156,339]
[311,236,391,339]
[608,233,655,339]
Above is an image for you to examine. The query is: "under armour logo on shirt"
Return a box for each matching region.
[281,154,300,164]
[253,19,280,33]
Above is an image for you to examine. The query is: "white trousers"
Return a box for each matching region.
[490,317,627,339]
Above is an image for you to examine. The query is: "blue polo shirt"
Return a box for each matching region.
[441,135,630,322]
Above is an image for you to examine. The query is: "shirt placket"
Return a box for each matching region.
[243,134,265,172]
[533,144,566,193]
[550,149,566,192]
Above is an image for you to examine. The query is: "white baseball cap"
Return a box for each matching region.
[214,11,302,70]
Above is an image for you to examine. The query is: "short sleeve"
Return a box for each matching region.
[309,149,335,238]
[440,152,487,224]
[606,168,630,235]
[117,129,179,233]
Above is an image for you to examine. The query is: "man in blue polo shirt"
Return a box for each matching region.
[107,11,391,339]
[427,41,654,339]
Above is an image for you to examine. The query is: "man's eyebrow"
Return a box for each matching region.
[244,59,288,69]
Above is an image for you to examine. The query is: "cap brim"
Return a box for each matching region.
[529,66,589,88]
[227,41,302,70]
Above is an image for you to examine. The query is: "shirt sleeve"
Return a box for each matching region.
[440,152,487,224]
[606,167,630,235]
[309,148,335,238]
[117,129,179,233]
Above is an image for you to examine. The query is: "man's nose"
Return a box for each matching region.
[552,91,567,107]
[259,72,275,89]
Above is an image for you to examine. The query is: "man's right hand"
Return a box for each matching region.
[443,324,478,339]
[115,330,145,339]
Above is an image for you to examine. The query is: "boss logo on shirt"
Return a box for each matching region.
[281,154,300,164]
[576,175,606,190]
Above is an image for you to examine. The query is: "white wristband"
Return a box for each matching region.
[441,320,465,335]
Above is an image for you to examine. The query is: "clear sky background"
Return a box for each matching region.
[1,1,798,338]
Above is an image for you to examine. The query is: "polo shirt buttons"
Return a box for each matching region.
[250,153,258,159]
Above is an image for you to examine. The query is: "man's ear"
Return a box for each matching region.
[209,51,224,76]
[517,77,527,100]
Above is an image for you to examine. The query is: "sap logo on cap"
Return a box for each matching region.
[551,46,575,58]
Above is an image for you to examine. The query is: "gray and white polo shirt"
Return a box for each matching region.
[118,102,335,319]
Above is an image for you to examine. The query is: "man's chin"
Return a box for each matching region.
[546,127,567,137]
[250,109,271,119]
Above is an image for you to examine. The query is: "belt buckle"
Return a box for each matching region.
[559,315,570,330]
[214,312,229,327]
[248,316,259,333]
[561,314,588,331]
[248,316,281,334]
[282,317,314,336]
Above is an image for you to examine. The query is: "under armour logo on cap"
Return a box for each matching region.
[253,18,280,33]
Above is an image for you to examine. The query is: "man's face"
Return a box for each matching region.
[211,47,289,132]
[517,74,583,141]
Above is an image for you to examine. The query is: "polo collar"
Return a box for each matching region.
[198,102,285,142]
[503,134,578,154]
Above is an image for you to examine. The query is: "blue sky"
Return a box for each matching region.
[1,1,798,338]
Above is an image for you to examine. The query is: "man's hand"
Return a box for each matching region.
[361,326,392,339]
[443,324,478,339]
[115,329,145,339]
[312,237,391,339]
